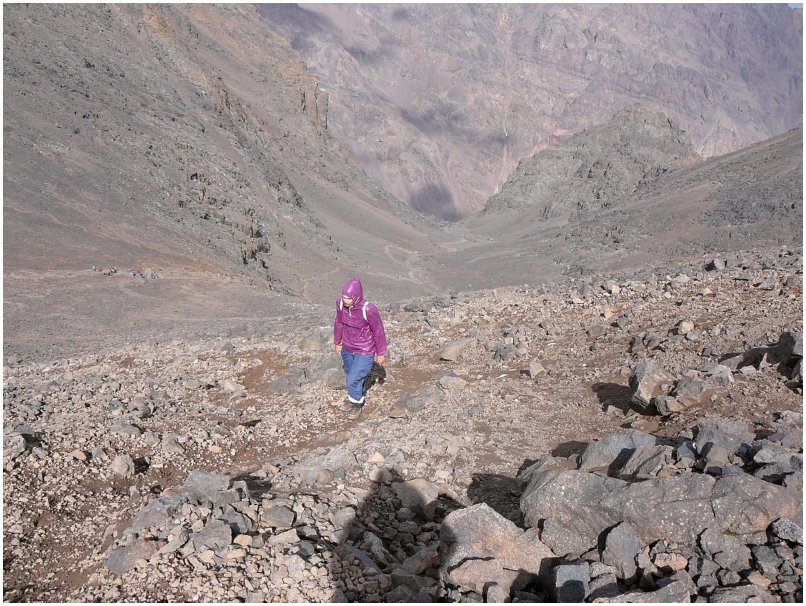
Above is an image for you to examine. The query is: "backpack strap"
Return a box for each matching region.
[340,298,370,322]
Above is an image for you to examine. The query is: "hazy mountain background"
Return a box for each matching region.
[258,3,802,219]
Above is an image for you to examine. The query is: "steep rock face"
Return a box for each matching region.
[483,105,702,218]
[258,3,802,219]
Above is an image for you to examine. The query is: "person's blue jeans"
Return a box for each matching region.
[342,350,374,404]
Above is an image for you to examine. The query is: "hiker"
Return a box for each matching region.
[333,276,387,412]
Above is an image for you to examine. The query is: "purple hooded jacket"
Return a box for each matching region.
[334,277,387,356]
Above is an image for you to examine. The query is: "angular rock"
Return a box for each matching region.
[106,539,158,574]
[485,583,510,603]
[112,423,142,438]
[587,324,607,338]
[653,552,688,573]
[393,384,441,415]
[601,580,690,603]
[393,479,441,521]
[267,528,300,546]
[439,338,474,362]
[110,454,135,478]
[579,429,659,471]
[601,522,641,581]
[709,583,775,602]
[361,531,392,565]
[441,503,556,595]
[191,519,232,551]
[702,364,734,385]
[695,417,755,457]
[438,374,467,390]
[220,379,245,393]
[699,442,732,474]
[161,433,185,454]
[771,517,803,544]
[672,376,708,401]
[552,560,590,602]
[589,564,620,601]
[526,361,547,378]
[220,510,254,534]
[540,518,594,558]
[261,505,295,529]
[629,361,673,414]
[753,443,799,465]
[323,446,358,472]
[494,344,517,362]
[698,527,752,572]
[157,530,189,555]
[126,496,186,534]
[617,445,675,479]
[183,470,230,496]
[653,396,687,415]
[751,545,782,579]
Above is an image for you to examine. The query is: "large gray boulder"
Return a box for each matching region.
[521,469,629,546]
[578,429,659,472]
[522,469,719,547]
[711,474,801,537]
[440,503,556,596]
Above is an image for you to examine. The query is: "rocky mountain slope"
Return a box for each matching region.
[259,3,802,218]
[4,250,802,602]
[3,3,445,302]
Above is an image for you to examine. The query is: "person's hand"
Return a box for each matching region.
[376,354,385,365]
[335,344,342,354]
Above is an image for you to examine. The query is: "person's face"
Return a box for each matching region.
[342,294,354,308]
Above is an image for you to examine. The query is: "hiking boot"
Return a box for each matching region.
[342,397,364,412]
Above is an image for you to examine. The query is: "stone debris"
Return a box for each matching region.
[2,249,802,602]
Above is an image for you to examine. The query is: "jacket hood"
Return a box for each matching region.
[342,277,364,304]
